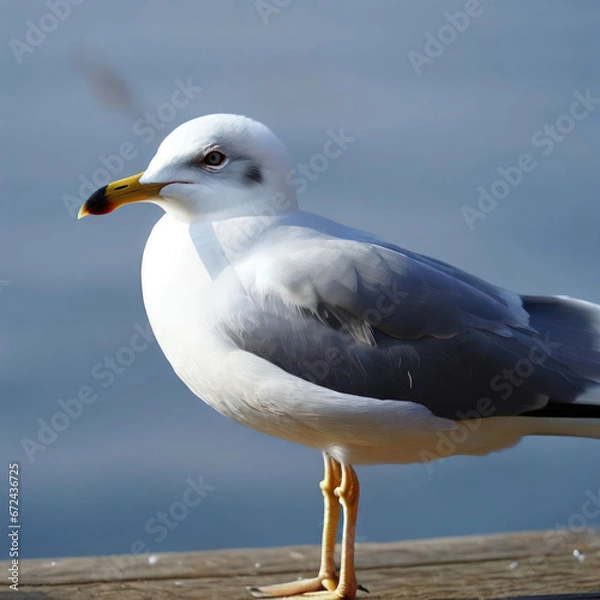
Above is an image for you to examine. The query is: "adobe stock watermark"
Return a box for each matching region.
[226,127,356,230]
[135,476,215,548]
[182,125,356,301]
[408,0,494,76]
[245,272,411,410]
[100,475,215,581]
[504,486,600,589]
[20,323,155,462]
[552,486,600,535]
[420,333,560,472]
[8,0,86,65]
[299,282,408,386]
[0,280,9,292]
[250,277,409,409]
[186,126,356,281]
[286,128,356,198]
[462,89,600,230]
[63,77,203,219]
[255,0,292,26]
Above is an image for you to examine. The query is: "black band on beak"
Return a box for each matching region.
[82,185,111,216]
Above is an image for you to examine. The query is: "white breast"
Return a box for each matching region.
[141,215,214,369]
[140,215,327,442]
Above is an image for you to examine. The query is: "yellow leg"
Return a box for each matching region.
[248,454,342,598]
[318,455,342,590]
[333,464,360,599]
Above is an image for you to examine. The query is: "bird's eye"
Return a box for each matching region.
[202,150,227,167]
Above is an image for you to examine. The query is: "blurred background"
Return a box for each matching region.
[1,0,599,559]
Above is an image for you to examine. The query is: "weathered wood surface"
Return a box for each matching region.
[6,529,600,600]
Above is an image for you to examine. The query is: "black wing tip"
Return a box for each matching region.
[521,402,600,419]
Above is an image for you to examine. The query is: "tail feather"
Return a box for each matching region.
[522,295,600,380]
[521,295,600,416]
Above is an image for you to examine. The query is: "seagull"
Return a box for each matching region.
[79,114,600,599]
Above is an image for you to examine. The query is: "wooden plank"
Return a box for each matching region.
[6,530,599,600]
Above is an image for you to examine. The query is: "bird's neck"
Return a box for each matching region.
[188,214,292,279]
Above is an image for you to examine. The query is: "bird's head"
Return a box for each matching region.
[78,114,297,223]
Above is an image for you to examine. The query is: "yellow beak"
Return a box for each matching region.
[77,172,166,219]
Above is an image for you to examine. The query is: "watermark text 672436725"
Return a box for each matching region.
[8,463,20,591]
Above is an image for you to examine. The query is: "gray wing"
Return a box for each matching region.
[224,233,597,420]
